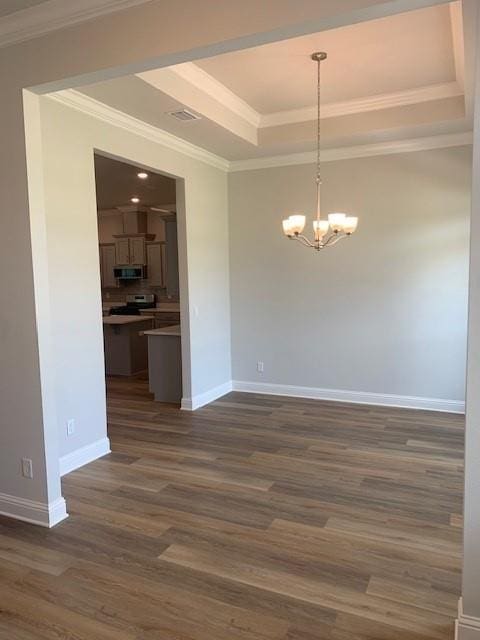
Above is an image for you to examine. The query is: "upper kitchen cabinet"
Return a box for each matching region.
[130,236,147,264]
[115,236,148,265]
[112,211,154,265]
[99,243,118,288]
[146,241,166,287]
[115,237,130,265]
[165,219,180,297]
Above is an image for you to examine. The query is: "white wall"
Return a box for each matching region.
[228,147,471,408]
[39,96,231,463]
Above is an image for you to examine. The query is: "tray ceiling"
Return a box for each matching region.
[58,1,472,164]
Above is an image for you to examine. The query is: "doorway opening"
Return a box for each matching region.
[95,153,183,406]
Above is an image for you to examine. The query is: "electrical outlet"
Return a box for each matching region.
[67,419,75,436]
[21,458,33,479]
[257,361,264,373]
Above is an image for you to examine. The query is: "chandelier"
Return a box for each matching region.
[282,52,358,250]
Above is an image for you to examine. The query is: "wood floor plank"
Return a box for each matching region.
[0,374,464,639]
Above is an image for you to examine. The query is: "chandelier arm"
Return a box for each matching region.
[294,234,316,247]
[324,232,348,247]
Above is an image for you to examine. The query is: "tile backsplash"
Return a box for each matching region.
[102,280,178,303]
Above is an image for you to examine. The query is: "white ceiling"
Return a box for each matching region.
[63,1,472,164]
[197,5,456,112]
[0,0,49,17]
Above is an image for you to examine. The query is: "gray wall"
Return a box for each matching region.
[228,147,471,403]
[39,96,231,461]
[460,5,480,631]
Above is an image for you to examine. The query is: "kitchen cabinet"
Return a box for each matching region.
[103,316,154,375]
[130,237,146,264]
[99,243,118,288]
[115,236,146,265]
[165,219,180,297]
[144,325,182,402]
[146,241,166,287]
[153,313,180,329]
[115,238,130,265]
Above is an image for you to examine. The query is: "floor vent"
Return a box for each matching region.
[168,109,201,121]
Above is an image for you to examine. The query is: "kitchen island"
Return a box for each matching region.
[143,324,182,402]
[103,315,154,375]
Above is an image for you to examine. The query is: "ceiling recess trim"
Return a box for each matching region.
[46,88,472,173]
[47,89,230,171]
[261,81,463,127]
[449,1,465,92]
[0,0,152,48]
[229,132,473,171]
[150,64,464,130]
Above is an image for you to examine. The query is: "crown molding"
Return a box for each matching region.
[46,89,472,173]
[47,89,230,172]
[0,0,152,49]
[261,82,464,127]
[229,132,473,171]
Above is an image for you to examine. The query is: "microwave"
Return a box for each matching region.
[113,265,146,280]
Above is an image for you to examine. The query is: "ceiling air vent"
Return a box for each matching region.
[168,109,201,122]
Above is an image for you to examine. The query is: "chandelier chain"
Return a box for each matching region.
[316,53,321,184]
[315,54,322,222]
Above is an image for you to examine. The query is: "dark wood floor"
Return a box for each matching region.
[0,375,464,639]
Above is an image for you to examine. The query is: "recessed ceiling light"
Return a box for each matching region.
[131,197,140,203]
[137,172,148,179]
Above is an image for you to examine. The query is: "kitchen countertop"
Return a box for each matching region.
[140,303,180,314]
[103,315,154,325]
[143,324,181,337]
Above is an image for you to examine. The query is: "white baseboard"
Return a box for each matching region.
[232,380,465,413]
[59,437,111,476]
[181,380,233,411]
[456,598,480,639]
[0,493,68,528]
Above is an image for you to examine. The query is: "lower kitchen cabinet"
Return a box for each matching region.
[153,313,180,329]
